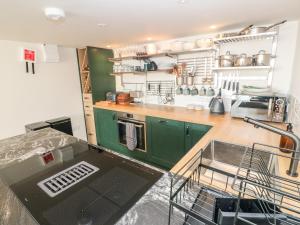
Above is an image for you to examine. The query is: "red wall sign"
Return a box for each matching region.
[24,49,36,62]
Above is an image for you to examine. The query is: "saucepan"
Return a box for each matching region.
[234,53,253,67]
[253,50,273,66]
[219,51,237,67]
[244,20,287,35]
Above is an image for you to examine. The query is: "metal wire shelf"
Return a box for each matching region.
[214,31,277,44]
[146,80,175,97]
[168,149,241,225]
[169,141,300,225]
[231,143,300,225]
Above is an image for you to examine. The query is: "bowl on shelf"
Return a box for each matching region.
[183,41,196,51]
[171,41,184,52]
[196,38,213,49]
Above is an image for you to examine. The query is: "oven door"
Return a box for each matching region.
[117,118,146,152]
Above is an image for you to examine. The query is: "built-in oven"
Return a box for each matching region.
[117,112,146,152]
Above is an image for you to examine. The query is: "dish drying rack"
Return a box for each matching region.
[231,143,300,225]
[168,143,300,225]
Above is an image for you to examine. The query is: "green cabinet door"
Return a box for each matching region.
[94,108,119,150]
[87,47,115,103]
[185,123,211,152]
[147,117,185,169]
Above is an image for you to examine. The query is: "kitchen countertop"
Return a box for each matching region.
[94,101,299,180]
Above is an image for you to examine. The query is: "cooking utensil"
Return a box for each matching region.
[234,53,253,67]
[183,86,190,95]
[146,61,158,71]
[190,86,198,96]
[206,87,215,96]
[253,50,272,66]
[227,74,232,90]
[176,86,183,95]
[187,76,194,86]
[219,51,236,67]
[199,87,206,96]
[176,76,184,86]
[244,20,287,35]
[216,24,253,38]
[223,79,227,89]
[238,24,254,35]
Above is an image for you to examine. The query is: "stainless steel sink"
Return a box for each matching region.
[200,140,278,177]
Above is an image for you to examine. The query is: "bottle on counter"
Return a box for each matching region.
[279,123,295,153]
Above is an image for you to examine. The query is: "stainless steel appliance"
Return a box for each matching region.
[231,95,287,122]
[117,112,146,152]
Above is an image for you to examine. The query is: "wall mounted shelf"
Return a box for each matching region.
[213,31,277,44]
[212,66,271,71]
[111,68,173,76]
[108,47,217,62]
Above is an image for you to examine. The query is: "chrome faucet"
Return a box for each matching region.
[244,117,300,177]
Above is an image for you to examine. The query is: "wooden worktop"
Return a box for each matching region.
[94,101,299,180]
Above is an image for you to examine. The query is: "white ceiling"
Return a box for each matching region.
[0,0,300,48]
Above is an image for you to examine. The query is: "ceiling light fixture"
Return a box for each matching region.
[146,37,152,41]
[177,0,189,4]
[106,45,111,48]
[44,7,65,21]
[97,23,107,28]
[210,25,217,29]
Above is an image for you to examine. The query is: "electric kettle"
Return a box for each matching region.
[209,89,225,114]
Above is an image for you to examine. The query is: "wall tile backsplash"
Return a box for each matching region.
[288,95,300,136]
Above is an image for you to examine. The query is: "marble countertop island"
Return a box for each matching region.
[0,128,181,225]
[0,128,79,225]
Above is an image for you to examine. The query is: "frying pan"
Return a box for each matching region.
[244,20,287,35]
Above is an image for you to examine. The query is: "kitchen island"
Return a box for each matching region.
[0,128,79,225]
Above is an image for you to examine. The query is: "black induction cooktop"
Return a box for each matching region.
[0,141,163,225]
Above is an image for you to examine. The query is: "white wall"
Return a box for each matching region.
[114,21,299,109]
[0,40,86,140]
[288,21,300,136]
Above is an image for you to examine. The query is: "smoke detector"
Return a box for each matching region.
[44,7,65,21]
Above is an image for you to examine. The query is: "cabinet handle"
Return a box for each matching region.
[112,113,117,120]
[86,114,92,117]
[159,120,167,124]
[186,126,190,136]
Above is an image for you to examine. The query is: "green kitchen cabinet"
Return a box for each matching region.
[184,123,211,152]
[147,117,185,169]
[94,108,119,150]
[87,47,115,103]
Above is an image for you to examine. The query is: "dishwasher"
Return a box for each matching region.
[168,142,300,225]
